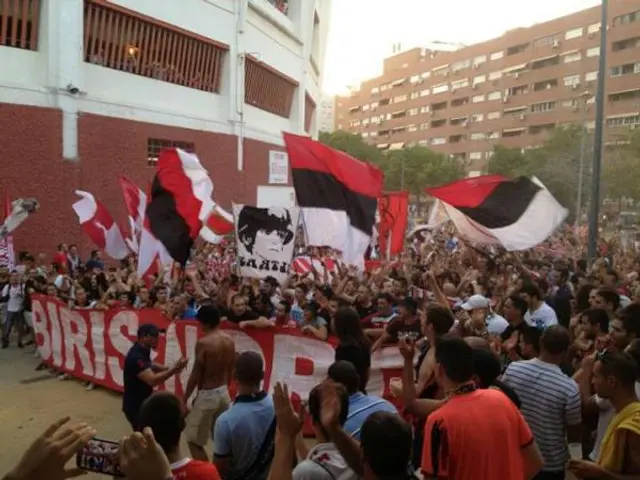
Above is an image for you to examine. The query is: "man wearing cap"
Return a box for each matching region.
[122,323,188,430]
[461,294,509,337]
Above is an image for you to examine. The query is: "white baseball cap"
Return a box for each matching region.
[460,294,490,311]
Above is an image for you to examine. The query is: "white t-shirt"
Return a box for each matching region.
[590,382,640,461]
[524,302,558,329]
[2,284,24,312]
[292,443,357,480]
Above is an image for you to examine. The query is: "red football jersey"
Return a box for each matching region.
[171,458,221,480]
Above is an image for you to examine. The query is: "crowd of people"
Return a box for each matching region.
[2,224,640,479]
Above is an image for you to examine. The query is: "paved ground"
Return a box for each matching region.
[0,345,135,476]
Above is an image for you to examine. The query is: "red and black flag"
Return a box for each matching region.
[426,175,567,250]
[284,133,384,265]
[138,148,214,275]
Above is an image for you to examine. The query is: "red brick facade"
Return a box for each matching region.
[0,103,287,259]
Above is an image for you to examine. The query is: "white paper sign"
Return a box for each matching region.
[233,203,299,283]
[268,150,289,184]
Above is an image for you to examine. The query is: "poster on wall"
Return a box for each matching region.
[233,203,299,283]
[268,150,289,184]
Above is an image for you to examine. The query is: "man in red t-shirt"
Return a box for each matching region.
[52,243,68,273]
[138,392,221,480]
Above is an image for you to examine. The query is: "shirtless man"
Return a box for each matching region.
[183,304,236,462]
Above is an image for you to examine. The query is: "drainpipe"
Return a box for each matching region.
[235,1,248,171]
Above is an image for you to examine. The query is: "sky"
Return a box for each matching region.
[322,0,602,94]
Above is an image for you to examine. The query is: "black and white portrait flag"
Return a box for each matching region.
[233,204,300,283]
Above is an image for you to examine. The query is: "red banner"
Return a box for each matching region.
[378,191,409,257]
[32,295,405,426]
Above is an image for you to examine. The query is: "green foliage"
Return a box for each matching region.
[487,125,594,211]
[602,128,640,200]
[318,131,466,196]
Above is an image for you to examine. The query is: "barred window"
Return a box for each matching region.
[0,0,40,51]
[147,139,195,167]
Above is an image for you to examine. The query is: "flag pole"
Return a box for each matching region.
[587,0,608,266]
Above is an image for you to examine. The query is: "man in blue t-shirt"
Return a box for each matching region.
[213,352,275,480]
[122,324,188,429]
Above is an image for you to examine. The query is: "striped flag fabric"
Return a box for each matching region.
[426,175,567,250]
[284,133,383,266]
[118,176,147,253]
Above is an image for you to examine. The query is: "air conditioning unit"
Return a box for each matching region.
[473,63,480,70]
[520,114,526,121]
[514,73,520,79]
[552,40,560,49]
[463,121,470,128]
[472,84,478,90]
[417,78,424,84]
[502,96,510,103]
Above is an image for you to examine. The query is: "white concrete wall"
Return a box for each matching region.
[0,0,331,153]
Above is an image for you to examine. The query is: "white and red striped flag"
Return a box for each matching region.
[0,194,15,269]
[72,191,130,260]
[118,176,147,253]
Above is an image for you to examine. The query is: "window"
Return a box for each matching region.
[606,114,640,128]
[451,97,469,107]
[469,152,483,160]
[432,65,449,77]
[0,0,40,51]
[587,23,601,34]
[407,107,419,116]
[421,71,431,79]
[449,134,466,143]
[530,101,556,113]
[362,104,370,111]
[487,91,502,101]
[451,79,469,89]
[85,0,228,94]
[431,137,446,145]
[393,94,407,103]
[609,89,640,102]
[502,129,525,137]
[564,74,581,86]
[585,71,598,82]
[408,124,418,132]
[450,116,468,125]
[490,51,504,60]
[472,94,485,103]
[410,75,420,84]
[587,47,600,57]
[564,52,582,63]
[613,37,640,51]
[420,106,429,113]
[418,140,429,146]
[610,62,640,77]
[474,55,487,65]
[148,139,195,166]
[533,33,560,48]
[410,91,419,100]
[362,132,369,138]
[391,111,406,119]
[370,101,378,109]
[488,131,500,139]
[531,56,560,70]
[487,111,500,119]
[488,71,502,80]
[452,59,471,71]
[565,27,583,40]
[471,113,484,122]
[362,118,370,125]
[506,43,529,56]
[420,122,429,130]
[371,87,380,95]
[420,88,430,97]
[432,101,447,111]
[533,79,558,91]
[562,99,579,108]
[470,133,486,140]
[431,119,447,128]
[432,83,449,94]
[473,75,486,85]
[613,10,640,26]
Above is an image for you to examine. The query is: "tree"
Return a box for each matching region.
[318,131,383,166]
[602,128,640,201]
[487,125,594,217]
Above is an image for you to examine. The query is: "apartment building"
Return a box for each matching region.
[335,1,640,171]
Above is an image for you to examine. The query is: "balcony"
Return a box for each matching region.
[83,0,228,93]
[0,0,40,51]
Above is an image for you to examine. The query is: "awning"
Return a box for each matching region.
[606,112,639,119]
[377,143,390,149]
[610,88,640,96]
[391,78,406,86]
[561,49,579,56]
[503,127,526,133]
[531,54,558,63]
[389,142,404,150]
[504,106,527,113]
[432,64,449,71]
[503,63,527,73]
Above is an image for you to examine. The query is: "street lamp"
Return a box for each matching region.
[575,90,593,228]
[587,0,608,265]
